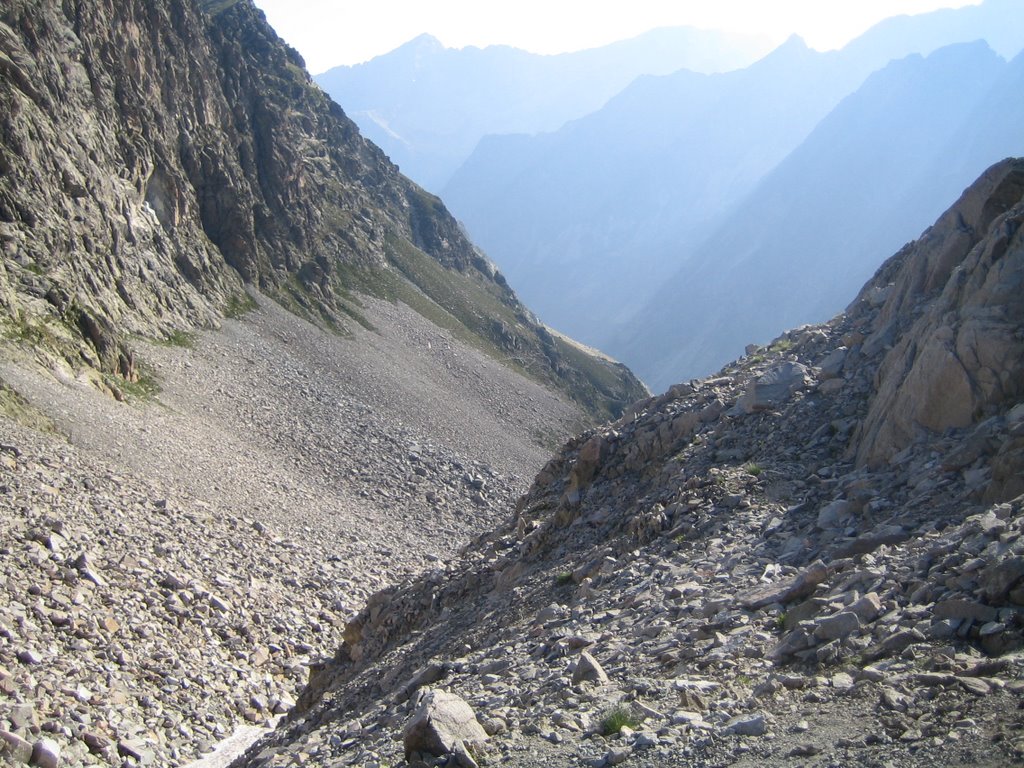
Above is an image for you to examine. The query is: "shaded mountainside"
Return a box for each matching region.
[0,0,645,421]
[237,162,1024,767]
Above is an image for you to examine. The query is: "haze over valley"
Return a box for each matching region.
[320,0,1024,389]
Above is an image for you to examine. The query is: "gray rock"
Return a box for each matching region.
[30,739,60,768]
[739,560,828,610]
[847,592,882,622]
[723,713,767,736]
[605,746,632,765]
[8,704,36,730]
[981,556,1024,603]
[932,599,998,624]
[0,730,33,763]
[571,651,609,686]
[817,499,853,529]
[818,347,848,380]
[452,739,480,768]
[402,690,488,759]
[736,362,810,414]
[813,610,861,641]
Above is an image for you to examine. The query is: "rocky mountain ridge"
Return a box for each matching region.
[233,160,1024,767]
[0,0,645,422]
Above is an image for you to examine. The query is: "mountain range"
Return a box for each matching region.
[611,40,1024,389]
[314,27,772,191]
[436,0,1024,389]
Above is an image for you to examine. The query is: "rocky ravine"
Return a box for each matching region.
[0,1,648,765]
[0,275,603,767]
[233,160,1024,768]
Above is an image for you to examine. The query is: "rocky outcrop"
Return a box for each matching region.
[853,158,1024,468]
[237,161,1024,767]
[0,0,644,419]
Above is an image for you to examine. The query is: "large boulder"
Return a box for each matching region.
[403,689,488,759]
[735,361,810,414]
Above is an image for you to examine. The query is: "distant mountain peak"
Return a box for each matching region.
[765,33,812,59]
[402,33,443,51]
[384,32,445,62]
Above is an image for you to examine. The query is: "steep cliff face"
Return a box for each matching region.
[852,159,1024,470]
[0,0,644,417]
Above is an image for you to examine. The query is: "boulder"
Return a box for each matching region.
[571,651,610,685]
[813,610,861,641]
[0,730,33,763]
[403,690,488,759]
[736,362,810,414]
[817,499,853,530]
[723,712,767,736]
[31,739,60,768]
[739,560,828,610]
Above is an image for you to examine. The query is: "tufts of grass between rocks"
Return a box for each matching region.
[598,704,642,737]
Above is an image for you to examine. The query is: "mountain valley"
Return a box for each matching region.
[0,2,1023,768]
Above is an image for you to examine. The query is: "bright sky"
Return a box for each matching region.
[252,0,982,74]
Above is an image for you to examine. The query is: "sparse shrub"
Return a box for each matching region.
[555,571,574,585]
[599,704,641,736]
[745,463,763,477]
[158,330,196,348]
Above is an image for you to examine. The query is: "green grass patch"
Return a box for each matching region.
[272,276,364,336]
[224,292,257,319]
[155,330,196,349]
[745,463,763,477]
[0,381,59,434]
[599,704,641,736]
[769,338,794,353]
[106,362,161,403]
[3,313,64,349]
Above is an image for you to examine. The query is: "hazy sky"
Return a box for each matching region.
[252,0,981,74]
